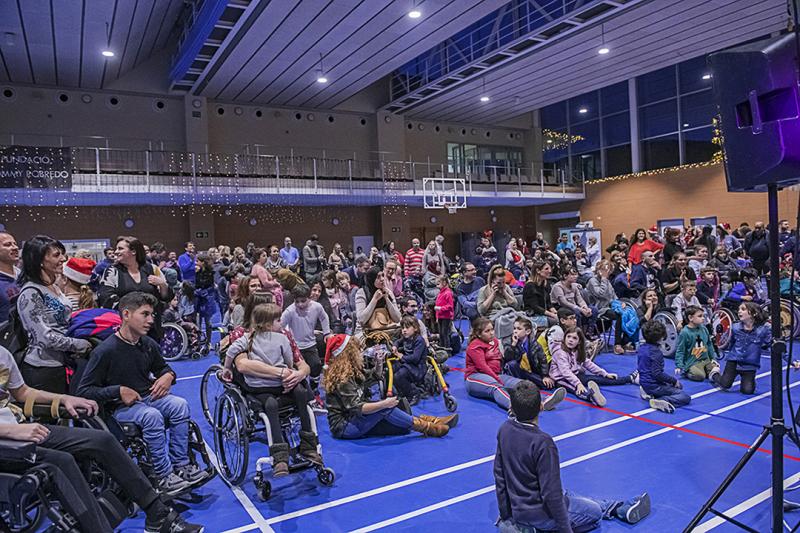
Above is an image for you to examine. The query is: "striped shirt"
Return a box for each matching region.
[404,247,425,277]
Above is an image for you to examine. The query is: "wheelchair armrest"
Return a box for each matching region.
[0,437,37,462]
[12,401,90,422]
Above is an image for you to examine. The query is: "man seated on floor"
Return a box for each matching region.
[0,344,202,533]
[494,381,651,533]
[78,291,204,496]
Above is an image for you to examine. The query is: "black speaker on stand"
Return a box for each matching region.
[684,22,800,533]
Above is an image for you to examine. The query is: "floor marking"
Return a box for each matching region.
[222,370,780,530]
[177,374,205,381]
[693,472,800,532]
[349,383,800,532]
[203,443,274,533]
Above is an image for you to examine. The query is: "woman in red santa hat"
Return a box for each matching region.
[62,256,97,312]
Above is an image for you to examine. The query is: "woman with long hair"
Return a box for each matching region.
[98,235,172,340]
[250,247,284,308]
[353,267,401,337]
[522,261,557,327]
[229,275,262,328]
[628,228,664,265]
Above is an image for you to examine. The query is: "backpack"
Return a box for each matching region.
[0,286,44,365]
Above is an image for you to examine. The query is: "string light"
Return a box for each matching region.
[542,129,584,151]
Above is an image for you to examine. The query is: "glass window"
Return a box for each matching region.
[642,134,679,170]
[605,145,632,176]
[601,81,629,114]
[602,112,630,147]
[570,91,599,123]
[570,120,600,153]
[640,99,678,138]
[684,127,717,164]
[637,65,676,105]
[541,101,567,130]
[680,90,714,130]
[679,55,713,94]
[572,151,601,181]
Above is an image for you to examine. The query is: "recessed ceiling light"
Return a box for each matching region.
[683,123,689,127]
[316,76,328,84]
[480,95,490,102]
[598,47,610,55]
[702,73,712,80]
[101,50,115,57]
[578,107,588,114]
[408,9,421,18]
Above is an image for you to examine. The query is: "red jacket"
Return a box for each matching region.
[628,239,664,265]
[465,338,503,381]
[435,286,455,320]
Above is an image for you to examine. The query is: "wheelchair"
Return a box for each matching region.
[160,321,226,362]
[212,372,334,501]
[0,405,133,533]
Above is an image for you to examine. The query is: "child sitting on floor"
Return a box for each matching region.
[465,317,565,412]
[675,306,721,383]
[548,327,638,407]
[504,317,559,393]
[717,302,771,395]
[494,381,651,533]
[637,320,691,413]
[391,316,429,405]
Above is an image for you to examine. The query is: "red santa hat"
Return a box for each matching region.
[324,334,352,365]
[63,257,96,285]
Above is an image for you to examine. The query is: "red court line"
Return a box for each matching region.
[555,393,800,462]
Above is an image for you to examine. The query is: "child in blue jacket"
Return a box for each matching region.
[717,302,771,395]
[637,320,690,413]
[391,315,429,404]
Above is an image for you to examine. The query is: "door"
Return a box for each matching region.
[352,235,374,257]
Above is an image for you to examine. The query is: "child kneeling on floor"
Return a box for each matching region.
[637,320,691,413]
[466,317,566,412]
[675,306,721,383]
[549,326,638,407]
[494,381,651,533]
[717,302,771,395]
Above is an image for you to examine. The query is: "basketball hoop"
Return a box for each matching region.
[423,177,467,212]
[444,202,458,214]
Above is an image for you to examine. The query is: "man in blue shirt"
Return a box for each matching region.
[0,232,20,323]
[177,241,196,284]
[89,246,115,292]
[555,233,573,254]
[280,237,300,272]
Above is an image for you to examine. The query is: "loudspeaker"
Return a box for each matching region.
[709,33,800,192]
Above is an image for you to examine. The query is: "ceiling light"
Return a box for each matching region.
[578,107,588,114]
[408,9,421,18]
[101,50,115,57]
[316,76,328,84]
[702,73,712,80]
[546,139,553,144]
[683,123,689,127]
[597,47,610,55]
[480,95,490,102]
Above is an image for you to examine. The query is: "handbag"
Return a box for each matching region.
[367,308,395,330]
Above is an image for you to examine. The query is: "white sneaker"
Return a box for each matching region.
[542,387,567,411]
[649,398,676,413]
[629,370,640,385]
[639,386,653,400]
[587,381,606,407]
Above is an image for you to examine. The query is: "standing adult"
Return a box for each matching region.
[779,219,793,249]
[16,236,93,393]
[343,255,370,289]
[177,241,196,285]
[89,246,115,292]
[628,228,664,265]
[404,238,425,279]
[586,236,601,267]
[328,243,346,271]
[280,237,300,272]
[422,240,445,276]
[505,240,525,279]
[0,232,20,323]
[302,234,325,282]
[98,236,172,341]
[744,222,769,275]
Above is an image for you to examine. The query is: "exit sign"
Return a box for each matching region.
[195,231,209,239]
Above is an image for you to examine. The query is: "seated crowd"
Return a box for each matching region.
[0,219,786,531]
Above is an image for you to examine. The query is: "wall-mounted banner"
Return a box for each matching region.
[0,145,72,189]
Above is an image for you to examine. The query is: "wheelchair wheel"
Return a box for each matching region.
[653,311,679,358]
[316,466,335,486]
[213,390,249,486]
[2,500,44,533]
[780,299,800,339]
[444,393,458,413]
[160,323,189,362]
[200,364,225,426]
[711,308,736,353]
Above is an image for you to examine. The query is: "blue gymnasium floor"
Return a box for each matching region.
[114,330,800,533]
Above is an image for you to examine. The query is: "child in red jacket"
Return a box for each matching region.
[465,317,565,411]
[434,275,455,353]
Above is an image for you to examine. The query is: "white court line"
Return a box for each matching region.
[216,367,780,533]
[203,443,275,533]
[694,472,800,532]
[349,383,800,533]
[177,374,204,381]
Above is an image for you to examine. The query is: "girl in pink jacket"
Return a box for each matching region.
[434,275,455,353]
[549,327,638,406]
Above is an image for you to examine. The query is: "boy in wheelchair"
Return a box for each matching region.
[221,301,323,476]
[78,292,209,497]
[0,344,202,532]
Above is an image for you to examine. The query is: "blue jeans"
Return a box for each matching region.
[498,490,620,533]
[646,384,691,406]
[341,407,414,439]
[113,394,190,477]
[465,373,522,410]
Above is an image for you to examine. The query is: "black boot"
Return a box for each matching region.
[269,443,290,477]
[298,431,324,466]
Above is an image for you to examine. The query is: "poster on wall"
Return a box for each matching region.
[559,226,602,254]
[0,145,72,189]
